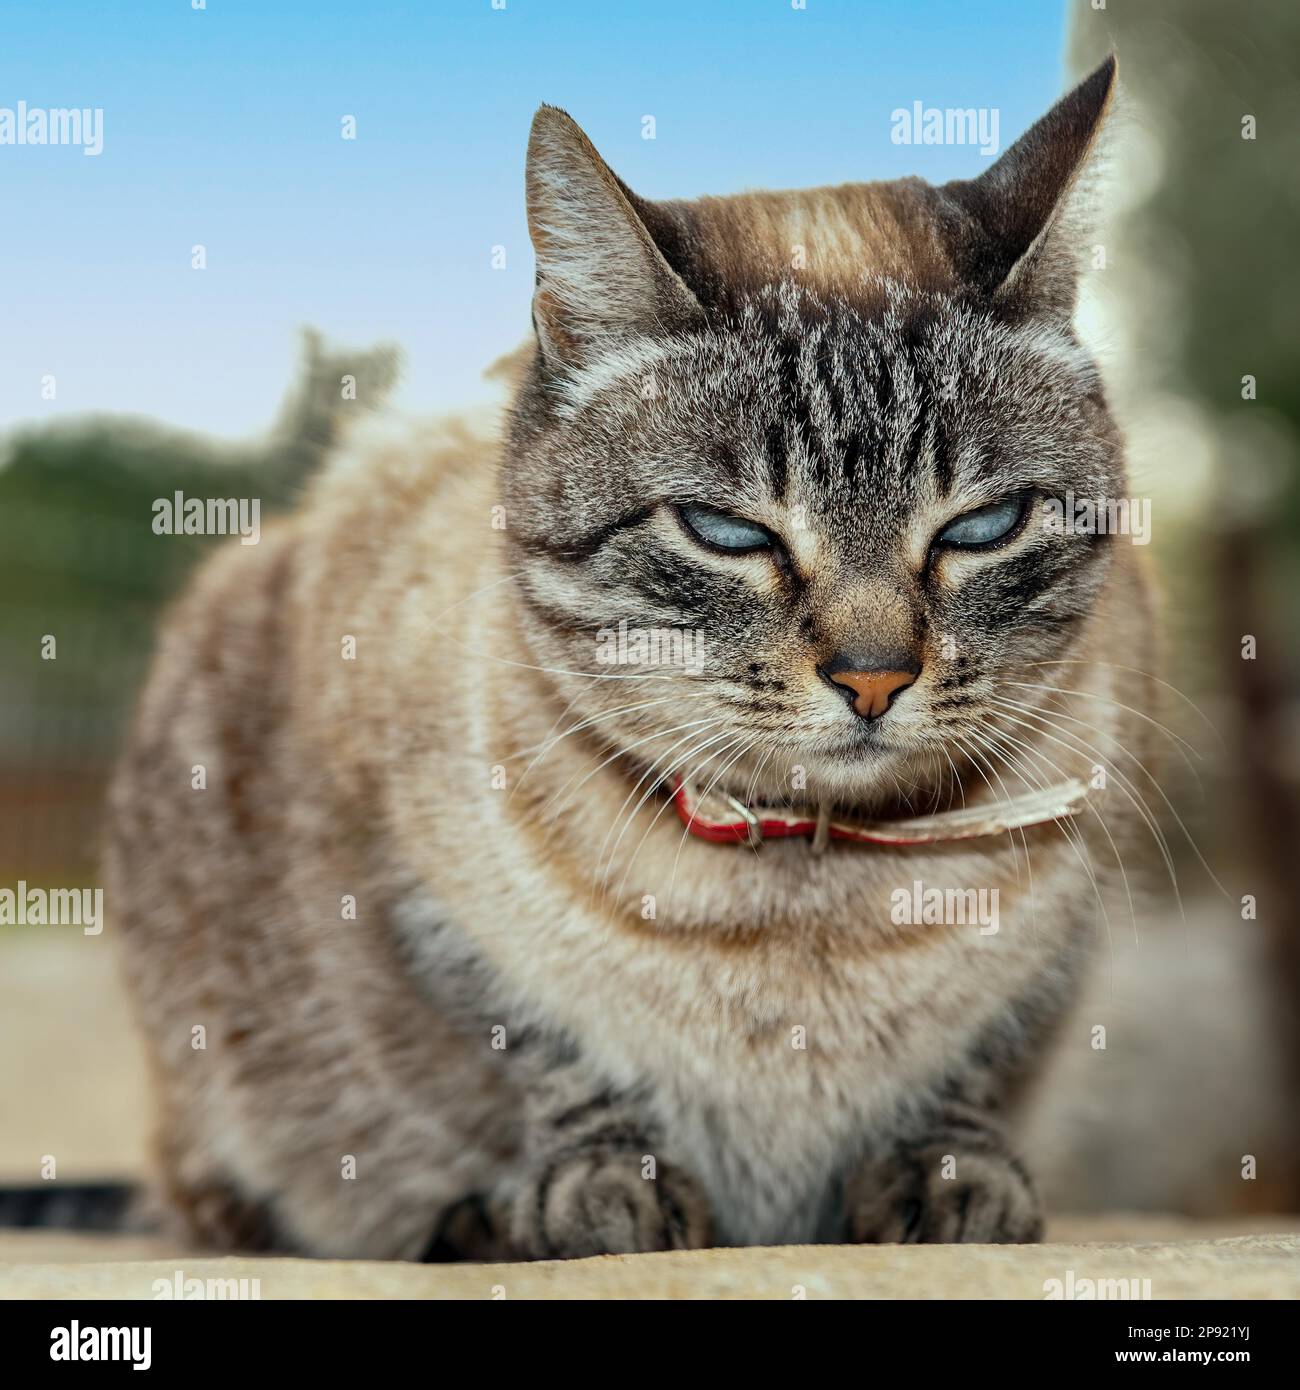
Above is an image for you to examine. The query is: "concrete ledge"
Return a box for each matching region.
[3,1228,1298,1300]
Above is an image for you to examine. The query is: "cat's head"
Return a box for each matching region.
[504,59,1123,809]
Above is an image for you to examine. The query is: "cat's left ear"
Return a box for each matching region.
[941,55,1118,322]
[525,105,705,371]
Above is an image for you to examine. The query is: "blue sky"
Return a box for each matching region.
[0,0,1068,437]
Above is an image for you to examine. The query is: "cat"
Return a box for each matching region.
[105,55,1159,1259]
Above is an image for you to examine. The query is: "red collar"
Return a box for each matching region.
[673,776,1089,851]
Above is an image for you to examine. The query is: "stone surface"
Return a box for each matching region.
[2,1226,1298,1300]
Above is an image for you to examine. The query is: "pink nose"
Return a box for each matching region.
[827,668,917,720]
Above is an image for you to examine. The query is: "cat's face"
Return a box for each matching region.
[506,61,1123,807]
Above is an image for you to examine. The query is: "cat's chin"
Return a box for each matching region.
[719,735,945,816]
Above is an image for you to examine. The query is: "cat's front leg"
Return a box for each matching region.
[844,1100,1043,1245]
[508,1053,712,1260]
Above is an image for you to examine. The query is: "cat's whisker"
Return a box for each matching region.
[420,567,530,629]
[964,724,1114,954]
[991,691,1171,797]
[592,721,735,898]
[997,677,1207,804]
[920,748,952,817]
[937,743,968,813]
[992,687,1217,891]
[506,692,709,766]
[948,732,1026,892]
[991,694,1167,806]
[619,722,750,853]
[609,729,754,915]
[987,698,1190,925]
[956,729,1052,954]
[977,723,1135,959]
[982,721,1139,948]
[506,692,716,812]
[537,715,724,827]
[742,743,780,817]
[998,725,1131,969]
[426,613,689,685]
[590,731,709,892]
[1000,678,1201,761]
[1022,660,1228,751]
[513,687,590,785]
[662,733,763,918]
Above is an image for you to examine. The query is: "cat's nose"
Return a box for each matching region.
[820,660,920,720]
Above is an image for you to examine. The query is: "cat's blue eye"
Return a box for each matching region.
[935,495,1028,550]
[678,503,774,553]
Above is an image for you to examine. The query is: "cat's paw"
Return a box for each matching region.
[510,1148,712,1260]
[845,1143,1043,1245]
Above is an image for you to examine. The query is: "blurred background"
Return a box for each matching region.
[1,0,1297,1215]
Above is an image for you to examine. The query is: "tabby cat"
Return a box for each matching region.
[108,56,1155,1258]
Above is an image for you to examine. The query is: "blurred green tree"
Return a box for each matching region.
[0,331,399,876]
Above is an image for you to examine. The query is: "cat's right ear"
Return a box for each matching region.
[941,56,1118,322]
[525,106,705,371]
